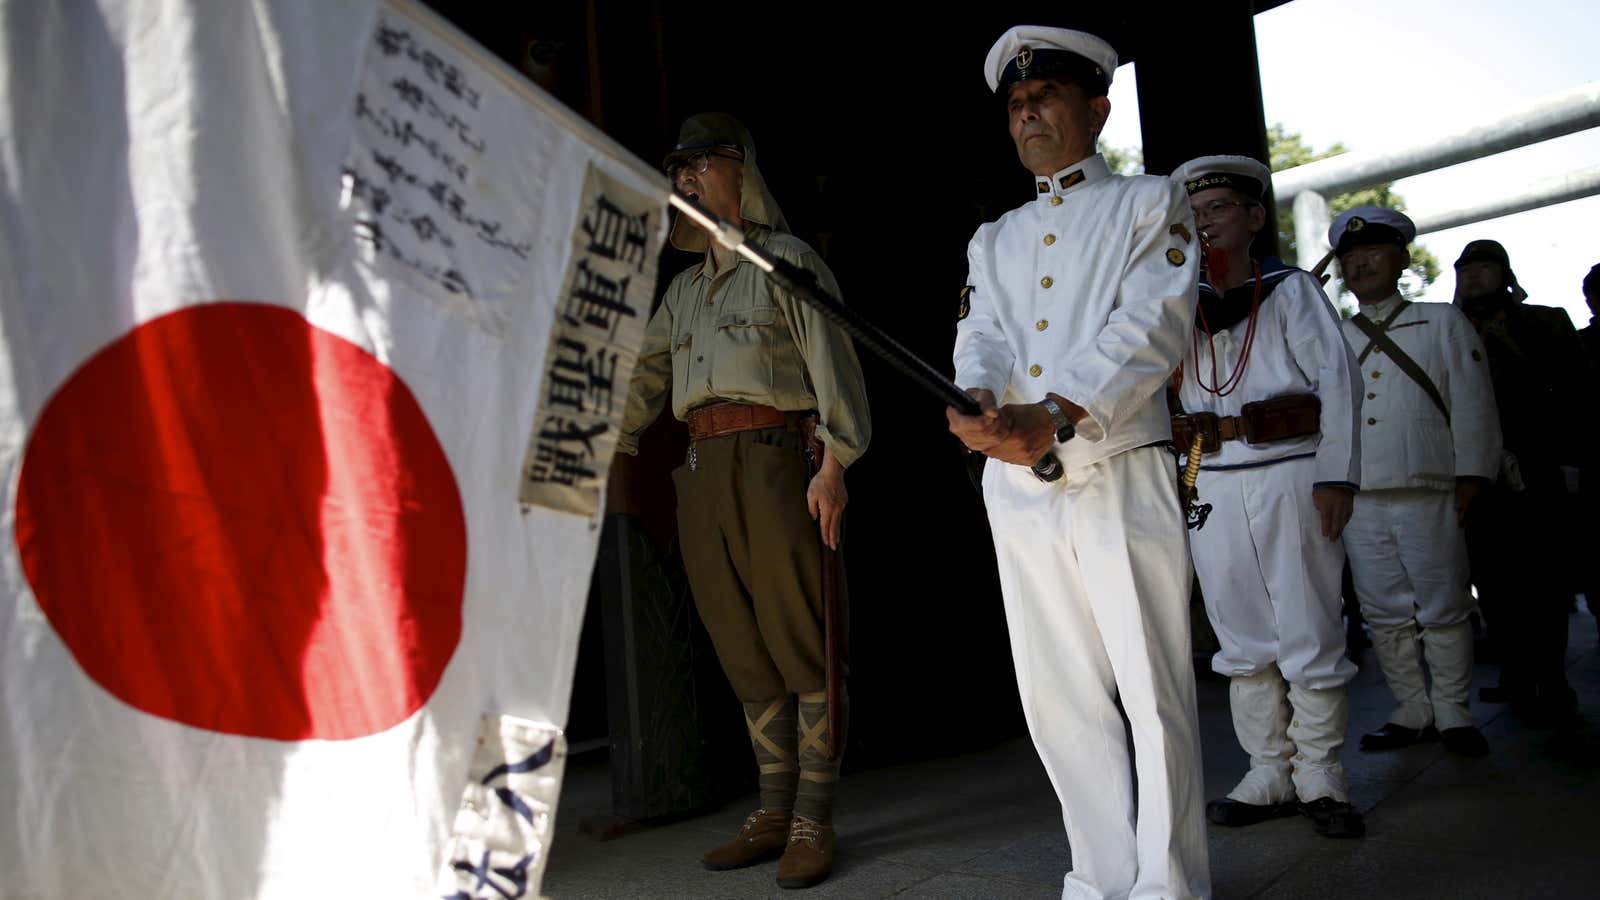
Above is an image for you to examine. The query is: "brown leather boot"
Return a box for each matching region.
[775,814,835,889]
[701,809,792,871]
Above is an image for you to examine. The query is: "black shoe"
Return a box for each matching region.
[1206,797,1299,827]
[1359,722,1439,752]
[1299,797,1365,838]
[1439,726,1490,757]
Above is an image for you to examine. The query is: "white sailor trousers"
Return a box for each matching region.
[1189,456,1356,689]
[1342,487,1472,629]
[984,446,1210,900]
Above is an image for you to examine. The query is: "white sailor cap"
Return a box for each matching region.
[985,25,1117,96]
[1171,155,1272,201]
[1328,205,1416,255]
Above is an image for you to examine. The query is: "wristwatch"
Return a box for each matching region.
[1041,397,1076,443]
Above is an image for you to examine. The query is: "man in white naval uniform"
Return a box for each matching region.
[1168,155,1365,839]
[947,25,1209,900]
[1332,206,1502,757]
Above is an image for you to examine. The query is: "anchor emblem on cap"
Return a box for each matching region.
[1016,46,1033,71]
[1347,216,1366,232]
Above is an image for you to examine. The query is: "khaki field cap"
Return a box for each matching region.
[664,112,789,253]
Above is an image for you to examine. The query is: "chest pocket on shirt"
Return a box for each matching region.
[714,305,783,388]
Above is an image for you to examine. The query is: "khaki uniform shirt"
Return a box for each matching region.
[619,225,871,468]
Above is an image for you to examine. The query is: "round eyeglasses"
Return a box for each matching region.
[666,149,743,180]
[1193,199,1255,221]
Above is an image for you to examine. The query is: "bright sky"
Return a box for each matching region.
[1100,0,1600,326]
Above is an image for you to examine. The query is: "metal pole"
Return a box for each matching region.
[1293,190,1332,271]
[1291,190,1343,302]
[1273,82,1600,205]
[1412,165,1600,235]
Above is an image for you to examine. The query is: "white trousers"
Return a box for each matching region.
[1343,488,1476,729]
[1189,457,1356,690]
[1342,488,1472,628]
[984,447,1210,900]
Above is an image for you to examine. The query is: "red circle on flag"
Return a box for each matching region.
[14,302,467,741]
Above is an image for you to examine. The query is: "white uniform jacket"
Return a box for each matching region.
[954,154,1198,471]
[1178,263,1362,488]
[1338,294,1501,491]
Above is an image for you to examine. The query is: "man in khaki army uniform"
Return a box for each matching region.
[617,112,870,890]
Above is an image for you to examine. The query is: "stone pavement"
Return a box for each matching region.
[544,607,1600,898]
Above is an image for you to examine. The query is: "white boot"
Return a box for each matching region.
[1208,667,1297,828]
[1286,683,1350,803]
[1421,621,1490,755]
[1419,620,1475,730]
[1366,621,1432,730]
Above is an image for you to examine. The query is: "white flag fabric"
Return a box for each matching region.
[0,0,667,897]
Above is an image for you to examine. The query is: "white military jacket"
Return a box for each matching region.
[1177,263,1362,487]
[954,154,1198,472]
[1338,293,1502,491]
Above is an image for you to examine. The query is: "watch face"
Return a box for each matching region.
[1044,399,1074,442]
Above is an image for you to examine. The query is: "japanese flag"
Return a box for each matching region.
[0,0,666,897]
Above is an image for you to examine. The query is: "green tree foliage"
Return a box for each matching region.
[1100,143,1143,176]
[1269,124,1439,296]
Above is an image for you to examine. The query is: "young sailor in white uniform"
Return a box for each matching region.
[1170,155,1365,839]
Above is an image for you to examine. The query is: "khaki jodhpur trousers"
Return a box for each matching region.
[672,422,839,701]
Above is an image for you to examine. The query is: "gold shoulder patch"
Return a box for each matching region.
[958,285,973,320]
[1166,248,1187,267]
[1168,223,1192,243]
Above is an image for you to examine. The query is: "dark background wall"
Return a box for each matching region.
[428,0,1282,782]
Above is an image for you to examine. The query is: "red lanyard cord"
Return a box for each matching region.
[1189,261,1264,397]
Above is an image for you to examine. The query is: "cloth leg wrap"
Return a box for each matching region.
[744,697,797,812]
[793,691,844,824]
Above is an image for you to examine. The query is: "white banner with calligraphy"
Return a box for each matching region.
[0,1,666,898]
[521,165,661,515]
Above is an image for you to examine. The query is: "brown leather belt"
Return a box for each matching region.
[686,401,788,441]
[1171,393,1321,454]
